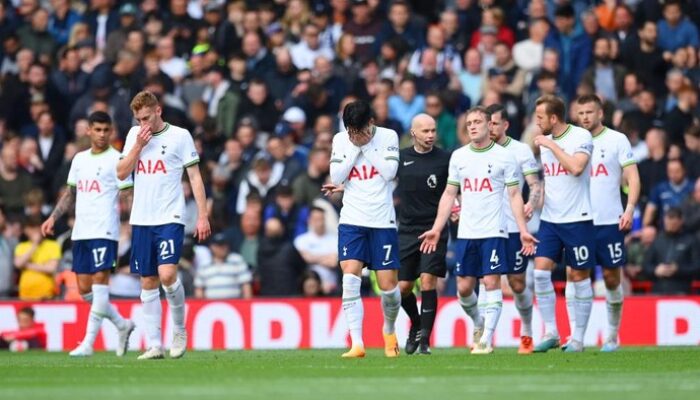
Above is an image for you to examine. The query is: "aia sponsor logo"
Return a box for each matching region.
[462,177,493,192]
[77,180,101,193]
[348,165,379,181]
[136,159,167,174]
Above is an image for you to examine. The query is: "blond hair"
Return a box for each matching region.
[130,91,159,113]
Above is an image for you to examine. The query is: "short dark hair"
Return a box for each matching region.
[87,111,112,126]
[576,94,604,109]
[666,207,683,219]
[342,100,373,131]
[310,206,325,214]
[24,215,43,228]
[663,0,682,10]
[465,105,492,120]
[485,103,508,121]
[18,307,35,319]
[535,95,566,121]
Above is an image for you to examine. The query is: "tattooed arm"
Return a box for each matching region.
[41,186,76,236]
[523,174,543,218]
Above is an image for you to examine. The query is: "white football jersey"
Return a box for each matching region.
[330,126,399,228]
[67,147,133,241]
[499,137,539,233]
[122,123,200,226]
[540,124,593,224]
[590,127,636,225]
[448,141,519,239]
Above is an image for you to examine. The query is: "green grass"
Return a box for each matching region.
[1,347,699,400]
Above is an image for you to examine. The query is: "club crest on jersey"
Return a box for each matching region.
[427,174,437,188]
[136,159,167,174]
[77,179,101,193]
[462,177,493,192]
[591,163,609,177]
[161,145,167,155]
[348,165,379,181]
[542,162,568,176]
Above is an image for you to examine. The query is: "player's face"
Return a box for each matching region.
[88,121,111,151]
[17,312,34,330]
[412,120,437,149]
[535,104,554,135]
[133,105,163,133]
[576,102,603,131]
[465,112,490,143]
[489,112,508,141]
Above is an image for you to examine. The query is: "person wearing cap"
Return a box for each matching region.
[103,2,140,63]
[194,233,253,299]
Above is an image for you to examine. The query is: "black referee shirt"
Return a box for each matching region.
[397,146,451,231]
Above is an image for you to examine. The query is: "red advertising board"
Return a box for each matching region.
[0,297,698,351]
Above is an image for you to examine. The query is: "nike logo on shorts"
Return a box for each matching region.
[382,260,394,266]
[490,264,501,270]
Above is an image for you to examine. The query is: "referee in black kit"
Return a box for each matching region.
[397,114,451,355]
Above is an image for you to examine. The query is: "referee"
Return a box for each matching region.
[398,114,451,355]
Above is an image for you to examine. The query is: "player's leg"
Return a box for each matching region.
[338,225,368,358]
[532,221,564,352]
[563,266,576,349]
[371,228,401,358]
[417,273,438,354]
[398,231,421,354]
[562,221,596,353]
[91,269,135,356]
[506,233,534,354]
[455,240,484,347]
[132,226,164,360]
[155,224,186,358]
[69,246,97,357]
[596,224,626,351]
[472,238,506,354]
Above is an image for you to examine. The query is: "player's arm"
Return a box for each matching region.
[507,184,538,256]
[360,134,400,181]
[620,163,641,230]
[535,135,590,176]
[329,136,361,185]
[523,173,542,216]
[41,186,77,237]
[119,186,134,211]
[117,126,151,180]
[419,184,459,254]
[186,164,212,242]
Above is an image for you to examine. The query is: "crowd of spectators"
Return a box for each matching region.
[1,0,700,300]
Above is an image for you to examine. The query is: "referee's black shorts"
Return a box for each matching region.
[398,226,448,281]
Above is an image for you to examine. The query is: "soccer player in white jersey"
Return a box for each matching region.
[117,91,211,360]
[419,106,537,354]
[532,95,595,353]
[575,94,640,352]
[41,111,135,357]
[324,100,401,358]
[485,104,543,354]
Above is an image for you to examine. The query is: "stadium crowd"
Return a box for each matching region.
[1,0,700,301]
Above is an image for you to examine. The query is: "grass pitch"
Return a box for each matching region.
[1,347,698,400]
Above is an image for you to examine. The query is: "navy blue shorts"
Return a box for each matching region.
[130,224,184,277]
[453,237,507,277]
[338,224,399,270]
[506,232,528,274]
[535,220,596,270]
[595,224,626,268]
[73,239,118,275]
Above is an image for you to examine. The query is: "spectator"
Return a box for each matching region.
[457,48,483,107]
[644,159,694,228]
[300,270,324,297]
[681,177,700,242]
[290,23,335,70]
[236,156,282,215]
[17,8,56,66]
[263,184,310,240]
[35,111,65,199]
[0,141,34,216]
[657,0,699,59]
[257,217,306,296]
[388,78,425,134]
[683,125,700,179]
[423,93,458,151]
[408,24,462,77]
[378,0,424,53]
[343,0,382,63]
[294,207,339,294]
[643,207,700,294]
[664,85,699,148]
[414,48,450,93]
[581,37,626,104]
[14,216,60,300]
[195,233,253,299]
[513,17,549,73]
[0,206,18,298]
[625,226,657,286]
[103,2,139,63]
[202,65,240,137]
[242,31,276,79]
[157,35,189,85]
[48,0,82,48]
[469,7,515,48]
[623,90,659,140]
[370,96,403,137]
[0,307,46,351]
[50,47,89,115]
[292,147,330,206]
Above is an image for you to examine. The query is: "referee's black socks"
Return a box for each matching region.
[420,289,438,342]
[401,292,421,330]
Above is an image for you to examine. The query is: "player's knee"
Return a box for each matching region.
[158,266,178,286]
[419,274,437,291]
[508,277,525,293]
[456,279,473,297]
[603,269,621,288]
[398,281,414,296]
[92,271,110,285]
[569,268,591,282]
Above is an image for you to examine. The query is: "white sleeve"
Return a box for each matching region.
[504,152,520,188]
[118,173,134,190]
[329,133,361,185]
[180,131,200,168]
[447,152,460,187]
[360,129,399,181]
[66,156,78,187]
[617,136,637,168]
[121,127,137,159]
[520,145,539,177]
[574,130,593,156]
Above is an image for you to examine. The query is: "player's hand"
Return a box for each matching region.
[523,203,534,220]
[519,231,539,256]
[136,125,152,148]
[619,209,633,231]
[194,217,211,242]
[321,183,344,196]
[40,217,55,237]
[534,135,554,150]
[418,229,440,254]
[348,129,372,147]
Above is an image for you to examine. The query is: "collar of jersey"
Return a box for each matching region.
[152,123,170,136]
[501,137,512,147]
[553,124,572,141]
[89,146,112,156]
[592,126,608,140]
[469,140,495,153]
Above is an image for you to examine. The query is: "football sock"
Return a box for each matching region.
[606,284,624,341]
[140,288,162,349]
[163,279,186,332]
[573,279,593,343]
[400,292,421,330]
[513,286,534,337]
[342,274,364,348]
[534,270,558,337]
[420,289,438,342]
[565,280,577,339]
[458,292,482,327]
[381,286,401,335]
[481,289,503,346]
[82,284,109,347]
[477,282,487,317]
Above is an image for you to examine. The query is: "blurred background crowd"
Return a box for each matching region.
[1,0,700,301]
